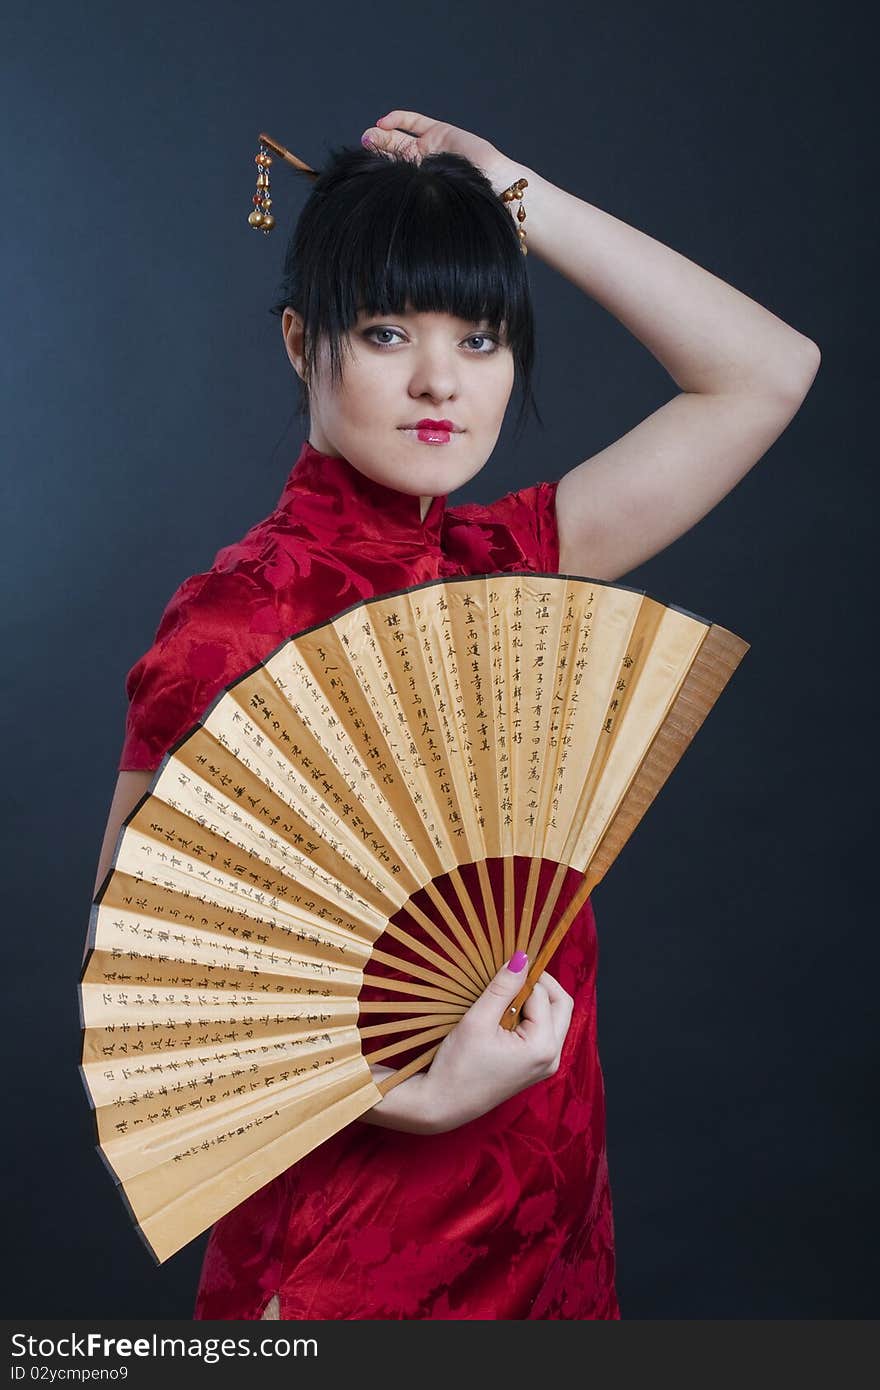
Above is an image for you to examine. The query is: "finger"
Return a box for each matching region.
[362,127,421,162]
[375,110,435,133]
[362,126,405,150]
[515,977,551,1042]
[535,970,575,1049]
[536,970,571,1008]
[465,955,535,1032]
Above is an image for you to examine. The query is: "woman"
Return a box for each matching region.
[91,110,819,1319]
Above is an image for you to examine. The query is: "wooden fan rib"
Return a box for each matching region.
[358,999,467,1014]
[515,858,543,958]
[374,1042,442,1095]
[366,1023,451,1067]
[409,889,489,985]
[520,860,569,964]
[359,1012,463,1039]
[474,859,505,965]
[500,875,593,1031]
[360,972,471,1005]
[368,946,477,1003]
[445,866,498,980]
[502,857,516,962]
[383,916,485,994]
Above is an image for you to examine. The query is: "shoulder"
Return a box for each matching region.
[144,491,305,643]
[118,510,291,772]
[131,537,284,672]
[444,479,560,574]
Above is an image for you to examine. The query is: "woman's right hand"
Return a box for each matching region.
[421,954,575,1131]
[361,109,506,187]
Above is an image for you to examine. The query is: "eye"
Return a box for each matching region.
[464,333,502,353]
[363,326,405,348]
[362,326,502,353]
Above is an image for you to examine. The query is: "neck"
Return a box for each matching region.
[420,495,433,523]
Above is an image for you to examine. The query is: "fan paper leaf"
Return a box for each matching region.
[79,572,749,1263]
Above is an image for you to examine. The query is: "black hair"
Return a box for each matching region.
[268,142,543,443]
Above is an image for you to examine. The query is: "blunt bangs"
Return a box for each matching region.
[268,143,542,440]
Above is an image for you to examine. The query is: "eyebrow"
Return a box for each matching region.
[358,309,494,326]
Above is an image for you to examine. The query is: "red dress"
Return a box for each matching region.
[119,439,620,1320]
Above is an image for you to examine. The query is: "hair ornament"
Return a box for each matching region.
[249,133,319,234]
[249,131,528,252]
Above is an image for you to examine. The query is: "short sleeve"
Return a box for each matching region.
[443,479,560,576]
[118,566,284,772]
[484,480,560,572]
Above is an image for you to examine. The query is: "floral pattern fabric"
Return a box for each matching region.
[119,439,620,1319]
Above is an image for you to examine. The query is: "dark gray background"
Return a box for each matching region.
[3,0,874,1319]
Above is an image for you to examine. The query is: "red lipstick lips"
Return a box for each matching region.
[400,418,463,445]
[403,419,462,432]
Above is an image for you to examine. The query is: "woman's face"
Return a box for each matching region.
[282,305,516,502]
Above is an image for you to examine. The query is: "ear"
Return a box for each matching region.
[282,308,305,381]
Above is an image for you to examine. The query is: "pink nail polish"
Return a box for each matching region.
[507,950,528,973]
[361,133,373,148]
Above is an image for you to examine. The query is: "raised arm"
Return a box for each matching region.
[484,152,821,581]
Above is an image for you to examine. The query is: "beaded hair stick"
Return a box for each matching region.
[248,131,528,254]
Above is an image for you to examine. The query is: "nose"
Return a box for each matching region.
[406,344,461,404]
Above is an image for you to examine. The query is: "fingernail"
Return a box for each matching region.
[361,132,374,148]
[507,950,528,973]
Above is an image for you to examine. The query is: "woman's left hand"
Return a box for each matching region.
[361,109,511,192]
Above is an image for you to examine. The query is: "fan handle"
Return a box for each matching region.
[499,876,594,1030]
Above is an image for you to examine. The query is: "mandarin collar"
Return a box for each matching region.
[278,439,448,546]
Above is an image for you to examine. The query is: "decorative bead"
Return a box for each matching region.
[498,177,528,254]
[250,144,277,231]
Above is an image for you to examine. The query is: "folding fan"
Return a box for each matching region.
[79,571,749,1263]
